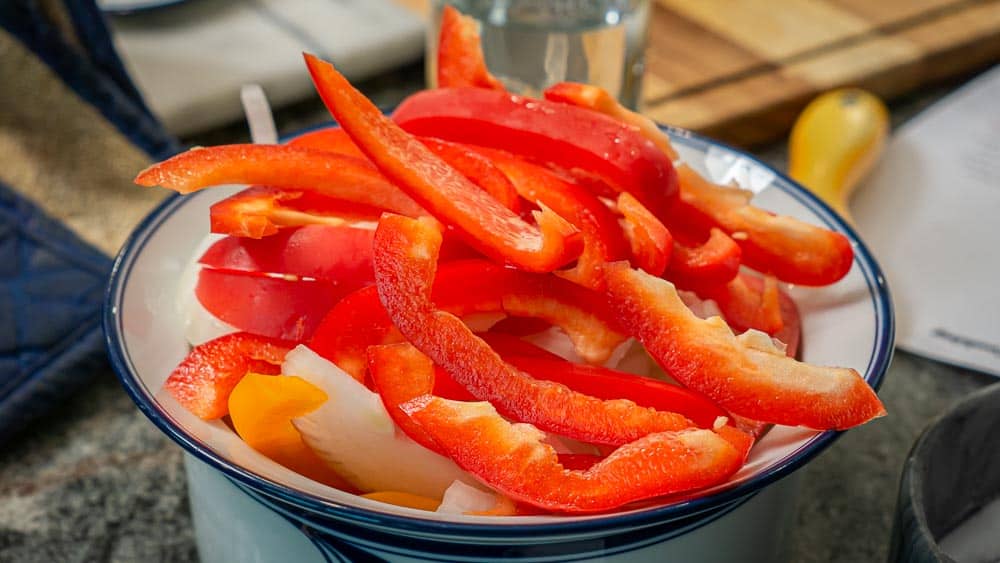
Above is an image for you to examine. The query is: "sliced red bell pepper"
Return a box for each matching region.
[199,225,375,288]
[469,146,630,289]
[291,128,521,212]
[436,5,505,91]
[664,228,742,290]
[477,332,564,360]
[543,82,679,161]
[670,165,853,286]
[401,394,742,513]
[604,261,885,430]
[164,332,293,419]
[288,126,368,160]
[135,144,425,220]
[501,355,728,429]
[392,87,678,218]
[209,186,384,239]
[372,214,715,446]
[418,137,520,212]
[617,192,672,276]
[304,54,581,273]
[196,268,339,342]
[702,272,784,336]
[308,259,626,380]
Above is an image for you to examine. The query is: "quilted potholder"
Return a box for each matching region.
[0,181,113,442]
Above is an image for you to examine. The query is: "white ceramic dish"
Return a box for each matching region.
[105,126,893,562]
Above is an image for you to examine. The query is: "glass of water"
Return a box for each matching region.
[427,0,651,109]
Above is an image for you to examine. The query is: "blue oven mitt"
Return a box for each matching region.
[0,0,179,442]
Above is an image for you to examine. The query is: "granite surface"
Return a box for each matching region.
[1,62,996,562]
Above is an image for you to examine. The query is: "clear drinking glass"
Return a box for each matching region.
[427,0,651,109]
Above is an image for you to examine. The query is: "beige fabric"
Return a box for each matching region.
[0,30,165,256]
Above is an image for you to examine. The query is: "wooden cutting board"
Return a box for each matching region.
[401,0,1000,146]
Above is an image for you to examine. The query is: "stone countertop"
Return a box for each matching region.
[1,63,996,562]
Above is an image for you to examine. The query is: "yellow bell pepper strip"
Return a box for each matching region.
[400,394,743,513]
[134,144,425,219]
[437,5,505,91]
[370,214,740,448]
[360,491,441,512]
[670,165,854,286]
[603,261,886,430]
[164,332,293,419]
[543,81,679,161]
[228,373,352,490]
[303,54,582,273]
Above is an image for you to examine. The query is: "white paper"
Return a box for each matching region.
[108,0,424,136]
[853,65,1000,376]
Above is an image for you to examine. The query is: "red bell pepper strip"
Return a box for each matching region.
[164,332,293,419]
[417,137,520,212]
[401,394,743,513]
[195,268,340,342]
[670,165,853,286]
[209,186,386,239]
[291,128,521,212]
[303,54,582,272]
[134,144,425,220]
[469,146,630,289]
[663,228,742,290]
[702,272,784,336]
[543,82,679,161]
[392,87,678,218]
[616,192,672,276]
[604,261,886,430]
[477,332,564,360]
[501,355,729,429]
[372,214,722,447]
[308,259,627,380]
[199,225,375,287]
[288,126,368,159]
[437,5,505,91]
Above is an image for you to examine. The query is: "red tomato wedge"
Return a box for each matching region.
[196,268,340,342]
[163,332,293,419]
[392,87,678,218]
[401,394,743,513]
[436,5,505,90]
[134,144,425,220]
[199,225,375,288]
[604,262,885,430]
[303,54,582,273]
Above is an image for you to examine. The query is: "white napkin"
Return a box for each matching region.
[853,65,1000,376]
[108,0,425,136]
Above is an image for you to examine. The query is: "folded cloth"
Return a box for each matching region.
[0,0,177,441]
[108,0,425,136]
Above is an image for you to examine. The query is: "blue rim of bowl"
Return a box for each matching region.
[105,124,893,539]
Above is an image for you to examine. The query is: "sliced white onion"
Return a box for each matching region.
[285,345,478,498]
[437,480,514,516]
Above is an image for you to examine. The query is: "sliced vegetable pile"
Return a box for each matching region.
[136,6,885,516]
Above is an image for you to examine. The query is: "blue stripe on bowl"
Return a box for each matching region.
[104,125,893,545]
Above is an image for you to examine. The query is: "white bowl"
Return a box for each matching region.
[105,127,893,562]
